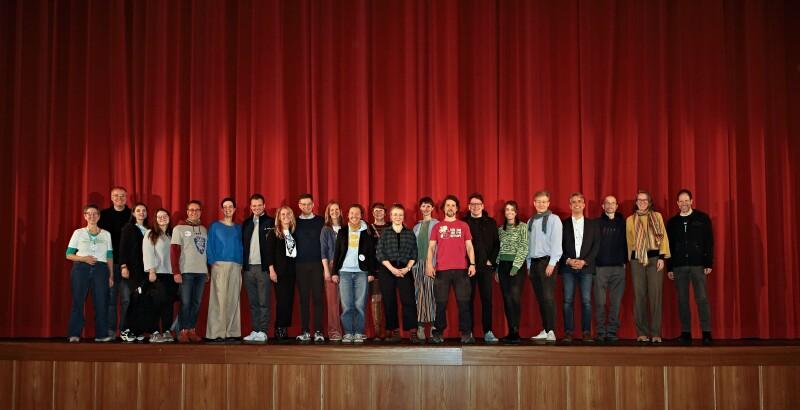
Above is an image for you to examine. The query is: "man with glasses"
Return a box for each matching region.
[99,186,132,339]
[292,194,326,342]
[462,193,500,342]
[527,191,563,343]
[170,200,209,343]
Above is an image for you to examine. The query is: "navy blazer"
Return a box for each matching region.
[242,213,275,271]
[559,217,601,274]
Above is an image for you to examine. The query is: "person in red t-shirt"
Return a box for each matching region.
[425,195,477,343]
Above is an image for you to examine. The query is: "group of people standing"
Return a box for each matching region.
[66,187,714,345]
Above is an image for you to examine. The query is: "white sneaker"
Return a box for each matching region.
[353,333,366,343]
[313,331,325,342]
[257,331,268,343]
[120,329,136,342]
[243,331,259,342]
[342,334,354,343]
[149,331,162,343]
[296,331,311,342]
[546,330,556,342]
[483,330,499,343]
[531,329,549,340]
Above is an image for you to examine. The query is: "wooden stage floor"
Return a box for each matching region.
[1,338,799,409]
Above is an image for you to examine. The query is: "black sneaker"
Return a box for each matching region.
[702,332,713,345]
[429,333,444,344]
[460,332,475,344]
[500,332,520,344]
[605,334,619,342]
[678,332,692,345]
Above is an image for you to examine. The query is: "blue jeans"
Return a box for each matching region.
[562,268,593,333]
[68,262,110,338]
[180,273,207,330]
[107,264,130,335]
[339,270,368,334]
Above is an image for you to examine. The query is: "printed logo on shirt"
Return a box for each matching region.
[194,236,207,255]
[437,225,463,239]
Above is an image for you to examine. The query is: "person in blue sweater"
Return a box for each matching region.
[205,197,243,342]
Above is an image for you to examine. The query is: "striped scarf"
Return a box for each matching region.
[633,210,664,266]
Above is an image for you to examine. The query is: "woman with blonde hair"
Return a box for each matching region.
[266,205,298,341]
[626,190,671,343]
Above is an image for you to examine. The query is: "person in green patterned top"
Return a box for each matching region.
[495,200,528,343]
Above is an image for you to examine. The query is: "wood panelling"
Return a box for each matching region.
[519,366,566,409]
[0,361,14,407]
[227,345,462,366]
[715,366,759,410]
[761,366,800,410]
[617,366,665,410]
[666,367,714,410]
[53,361,94,410]
[275,364,321,409]
[184,363,227,410]
[96,362,138,409]
[420,366,468,410]
[139,363,182,410]
[468,365,518,410]
[370,365,419,410]
[462,345,713,366]
[3,341,800,409]
[322,365,370,409]
[570,366,616,410]
[229,364,274,410]
[15,360,53,410]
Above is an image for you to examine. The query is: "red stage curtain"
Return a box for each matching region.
[1,0,798,339]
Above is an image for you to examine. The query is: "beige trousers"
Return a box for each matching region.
[205,261,242,338]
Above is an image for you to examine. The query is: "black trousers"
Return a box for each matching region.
[275,259,296,328]
[433,269,473,334]
[378,263,418,331]
[470,265,494,332]
[529,258,556,332]
[497,261,525,332]
[151,274,178,333]
[296,261,324,332]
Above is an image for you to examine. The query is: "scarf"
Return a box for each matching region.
[532,210,552,234]
[633,209,664,266]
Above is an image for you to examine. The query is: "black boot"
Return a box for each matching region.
[678,332,692,345]
[702,331,713,345]
[501,329,520,344]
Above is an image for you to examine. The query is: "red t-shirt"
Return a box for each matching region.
[431,219,472,271]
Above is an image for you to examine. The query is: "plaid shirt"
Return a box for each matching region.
[376,226,417,265]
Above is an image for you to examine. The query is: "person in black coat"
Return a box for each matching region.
[240,194,275,343]
[666,189,714,344]
[559,193,600,342]
[265,206,297,341]
[118,203,149,341]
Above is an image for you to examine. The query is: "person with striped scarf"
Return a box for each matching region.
[626,190,671,343]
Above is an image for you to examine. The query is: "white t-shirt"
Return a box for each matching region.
[67,228,113,263]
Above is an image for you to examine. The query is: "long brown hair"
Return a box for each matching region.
[148,208,173,245]
[324,200,341,228]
